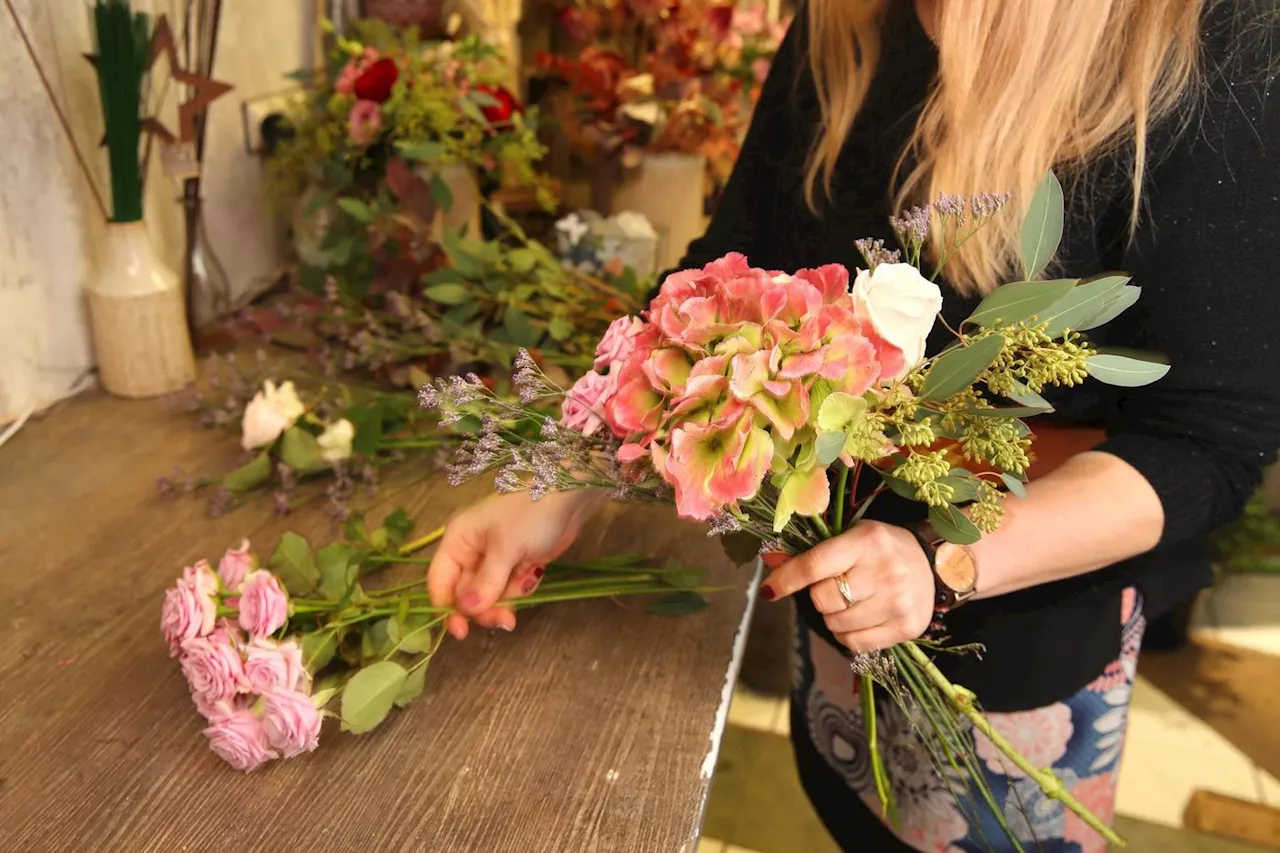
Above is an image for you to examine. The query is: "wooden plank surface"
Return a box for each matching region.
[0,375,753,853]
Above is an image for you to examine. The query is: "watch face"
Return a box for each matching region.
[936,544,978,593]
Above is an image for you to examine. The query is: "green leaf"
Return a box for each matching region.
[1085,352,1171,387]
[882,475,920,501]
[280,426,324,472]
[302,630,338,674]
[362,618,401,660]
[645,592,709,617]
[928,505,983,546]
[345,513,370,545]
[1077,285,1142,331]
[222,452,272,493]
[966,279,1077,328]
[340,660,408,734]
[394,661,429,708]
[547,316,575,341]
[919,334,1006,401]
[457,94,488,124]
[508,248,539,273]
[1000,472,1028,499]
[1020,171,1064,279]
[1005,383,1052,410]
[720,531,762,566]
[398,616,435,654]
[311,686,339,709]
[423,267,467,286]
[469,90,501,108]
[959,405,1053,418]
[660,566,707,590]
[394,140,445,162]
[937,475,978,504]
[1039,274,1129,337]
[302,191,331,216]
[336,197,375,224]
[423,283,471,305]
[383,508,415,546]
[317,543,358,601]
[270,531,320,596]
[503,306,540,347]
[815,431,847,466]
[429,172,454,213]
[344,403,385,458]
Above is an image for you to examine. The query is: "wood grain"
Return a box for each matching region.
[0,372,752,852]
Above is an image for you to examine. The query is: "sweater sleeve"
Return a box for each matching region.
[1094,25,1280,547]
[647,5,808,298]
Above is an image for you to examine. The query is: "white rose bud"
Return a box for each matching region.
[852,263,944,378]
[240,380,307,451]
[316,418,356,463]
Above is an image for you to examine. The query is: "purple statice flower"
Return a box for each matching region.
[970,191,1012,222]
[208,488,232,518]
[933,193,966,227]
[707,512,743,536]
[418,374,489,425]
[889,204,932,248]
[854,238,902,270]
[273,491,291,517]
[512,348,552,404]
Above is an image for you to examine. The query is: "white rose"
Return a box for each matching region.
[316,418,356,463]
[852,263,944,376]
[240,380,306,451]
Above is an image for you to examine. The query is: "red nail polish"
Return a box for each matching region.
[521,576,540,595]
[532,565,546,579]
[760,584,777,601]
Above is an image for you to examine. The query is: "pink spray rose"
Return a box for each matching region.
[347,100,384,147]
[594,316,646,371]
[238,571,289,638]
[561,370,618,437]
[262,689,323,759]
[203,702,277,772]
[180,635,248,717]
[161,572,219,658]
[243,637,306,694]
[336,46,379,96]
[217,539,255,590]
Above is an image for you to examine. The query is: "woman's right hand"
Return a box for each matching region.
[428,489,606,639]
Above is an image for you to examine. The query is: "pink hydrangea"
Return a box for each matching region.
[594,316,647,371]
[217,539,255,590]
[347,100,384,147]
[180,635,248,718]
[561,370,617,437]
[238,571,289,638]
[244,637,306,695]
[203,702,277,772]
[161,573,218,658]
[262,689,323,759]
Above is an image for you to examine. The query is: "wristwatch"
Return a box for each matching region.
[911,525,979,611]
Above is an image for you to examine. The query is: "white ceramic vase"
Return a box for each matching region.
[85,222,197,398]
[610,153,707,273]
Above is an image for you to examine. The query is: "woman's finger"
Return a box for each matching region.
[458,542,523,616]
[836,625,902,655]
[445,612,470,641]
[501,563,547,602]
[428,525,481,608]
[471,605,517,631]
[822,595,894,635]
[808,570,877,615]
[763,534,864,600]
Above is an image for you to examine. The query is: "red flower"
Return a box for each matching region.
[557,6,600,42]
[475,84,523,127]
[706,4,734,38]
[354,57,399,104]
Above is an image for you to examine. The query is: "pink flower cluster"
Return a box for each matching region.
[159,542,321,772]
[563,254,909,521]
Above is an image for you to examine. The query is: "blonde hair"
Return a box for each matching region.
[805,0,1206,294]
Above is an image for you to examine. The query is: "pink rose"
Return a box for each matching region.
[180,635,248,718]
[217,539,255,590]
[244,637,306,694]
[238,571,289,638]
[183,559,220,598]
[594,316,647,371]
[348,99,384,147]
[561,370,618,437]
[161,576,218,658]
[336,47,379,96]
[262,689,323,759]
[203,702,277,772]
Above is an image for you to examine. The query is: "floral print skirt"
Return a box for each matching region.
[790,588,1145,853]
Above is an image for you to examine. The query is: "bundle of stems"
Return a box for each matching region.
[91,0,152,223]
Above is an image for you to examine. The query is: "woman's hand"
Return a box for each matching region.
[761,521,935,653]
[428,489,606,639]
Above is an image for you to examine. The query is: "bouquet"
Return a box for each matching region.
[421,173,1165,848]
[161,510,713,771]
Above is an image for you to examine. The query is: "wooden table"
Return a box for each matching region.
[0,380,758,852]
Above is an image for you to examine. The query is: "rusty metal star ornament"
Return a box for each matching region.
[147,15,233,144]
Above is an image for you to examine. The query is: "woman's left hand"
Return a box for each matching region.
[761,521,936,653]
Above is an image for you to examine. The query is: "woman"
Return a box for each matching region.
[429,1,1280,850]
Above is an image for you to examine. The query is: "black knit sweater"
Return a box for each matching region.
[669,1,1280,710]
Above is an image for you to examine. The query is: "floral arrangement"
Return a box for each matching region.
[161,512,711,771]
[555,210,659,280]
[268,24,554,297]
[421,173,1166,848]
[537,0,785,194]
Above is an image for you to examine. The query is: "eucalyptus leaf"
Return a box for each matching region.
[336,197,375,224]
[317,543,358,601]
[394,140,445,162]
[1006,384,1053,410]
[394,662,429,708]
[645,592,709,617]
[302,630,338,674]
[429,173,454,213]
[423,283,471,305]
[280,427,323,472]
[270,531,320,596]
[720,531,763,566]
[1039,274,1129,337]
[222,452,272,493]
[1021,171,1064,279]
[959,405,1053,418]
[1077,286,1142,331]
[1000,472,1028,499]
[966,279,1077,328]
[815,431,847,465]
[340,661,408,734]
[882,475,920,501]
[919,334,1006,401]
[928,505,983,546]
[937,475,978,504]
[469,90,501,108]
[1085,353,1171,387]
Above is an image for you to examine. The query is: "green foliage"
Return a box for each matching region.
[90,0,151,222]
[1213,492,1280,573]
[270,531,320,596]
[1020,171,1064,279]
[340,660,407,734]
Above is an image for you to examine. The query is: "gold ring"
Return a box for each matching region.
[835,574,857,608]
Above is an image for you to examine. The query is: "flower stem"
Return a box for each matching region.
[833,464,850,533]
[899,641,1125,847]
[400,526,445,556]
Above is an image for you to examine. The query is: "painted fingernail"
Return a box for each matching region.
[460,591,480,610]
[760,584,777,601]
[521,575,541,595]
[532,565,546,579]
